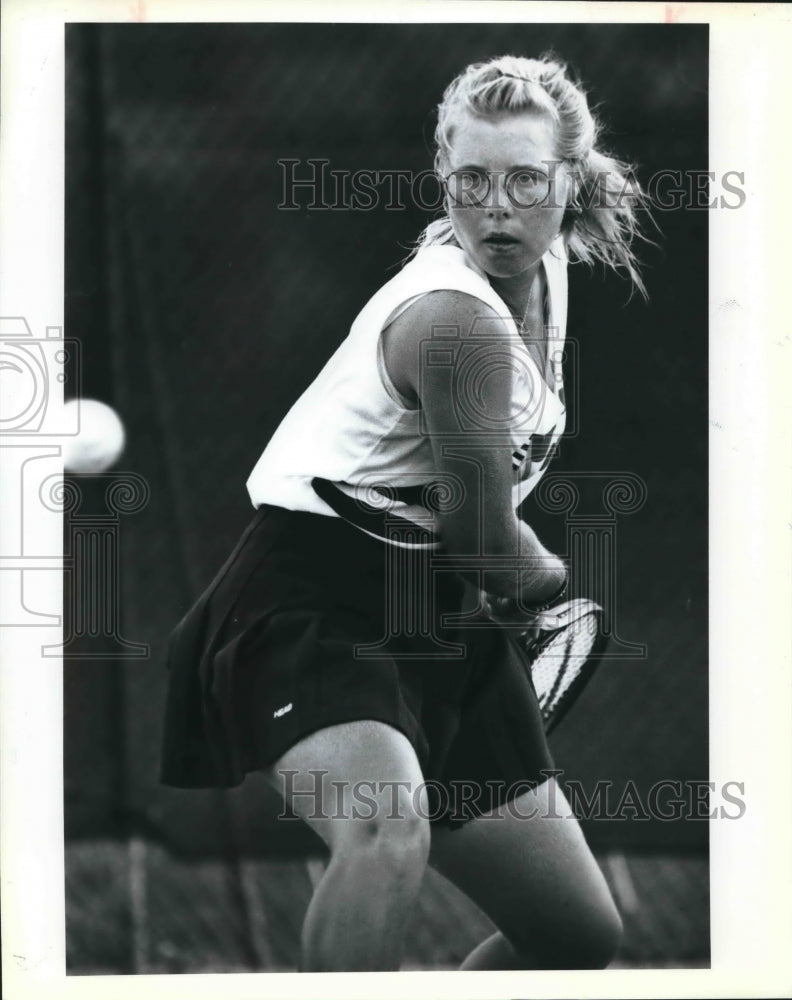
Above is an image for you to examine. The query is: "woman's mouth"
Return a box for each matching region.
[483,233,520,249]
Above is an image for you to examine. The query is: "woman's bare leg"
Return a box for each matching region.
[263,719,430,971]
[430,777,622,970]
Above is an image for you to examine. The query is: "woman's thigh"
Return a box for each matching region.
[429,777,621,966]
[262,719,429,850]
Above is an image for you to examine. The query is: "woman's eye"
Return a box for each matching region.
[513,170,541,185]
[458,170,486,187]
[508,171,551,206]
[447,170,489,203]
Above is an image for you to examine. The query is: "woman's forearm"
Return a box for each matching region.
[479,519,566,603]
[440,507,565,603]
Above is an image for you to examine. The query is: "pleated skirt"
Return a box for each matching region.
[159,504,555,826]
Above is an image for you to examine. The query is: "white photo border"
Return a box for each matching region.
[1,1,790,998]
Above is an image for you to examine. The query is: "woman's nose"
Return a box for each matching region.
[483,173,512,214]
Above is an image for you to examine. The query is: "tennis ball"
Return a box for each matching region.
[63,398,126,473]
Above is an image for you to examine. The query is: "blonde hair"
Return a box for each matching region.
[414,54,653,298]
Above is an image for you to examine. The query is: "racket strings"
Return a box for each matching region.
[526,612,600,722]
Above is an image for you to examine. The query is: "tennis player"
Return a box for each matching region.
[161,54,649,971]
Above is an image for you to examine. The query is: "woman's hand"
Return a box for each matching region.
[479,591,546,651]
[482,545,567,621]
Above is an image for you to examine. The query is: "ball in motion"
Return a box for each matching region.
[63,398,126,473]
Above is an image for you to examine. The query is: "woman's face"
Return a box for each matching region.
[442,109,569,280]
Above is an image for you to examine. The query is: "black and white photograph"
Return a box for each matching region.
[1,2,790,998]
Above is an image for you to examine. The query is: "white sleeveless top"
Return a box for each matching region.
[246,240,568,548]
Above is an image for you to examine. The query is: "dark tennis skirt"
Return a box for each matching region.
[159,504,556,827]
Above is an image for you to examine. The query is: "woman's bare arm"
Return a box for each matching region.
[381,289,566,602]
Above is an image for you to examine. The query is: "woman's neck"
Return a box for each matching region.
[490,263,544,335]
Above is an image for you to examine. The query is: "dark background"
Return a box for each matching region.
[64,22,709,971]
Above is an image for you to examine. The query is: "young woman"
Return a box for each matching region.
[161,53,649,972]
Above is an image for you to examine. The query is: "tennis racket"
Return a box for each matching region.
[513,598,609,733]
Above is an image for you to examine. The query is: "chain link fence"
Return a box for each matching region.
[66,838,709,972]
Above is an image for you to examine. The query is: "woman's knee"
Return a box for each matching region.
[565,896,623,969]
[513,894,622,969]
[329,781,431,873]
